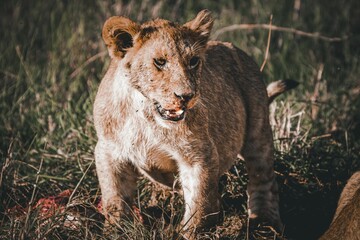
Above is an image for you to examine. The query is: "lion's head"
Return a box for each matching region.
[102,10,213,123]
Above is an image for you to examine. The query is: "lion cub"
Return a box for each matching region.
[94,10,288,236]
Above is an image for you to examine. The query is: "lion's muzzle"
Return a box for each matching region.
[155,92,195,122]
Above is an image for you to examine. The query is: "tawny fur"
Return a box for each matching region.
[320,171,360,240]
[94,10,290,237]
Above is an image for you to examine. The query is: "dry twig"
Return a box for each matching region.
[213,23,346,42]
[260,15,273,72]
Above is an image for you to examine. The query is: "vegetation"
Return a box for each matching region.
[1,0,359,239]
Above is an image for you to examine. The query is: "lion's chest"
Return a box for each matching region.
[112,114,179,173]
[112,115,155,165]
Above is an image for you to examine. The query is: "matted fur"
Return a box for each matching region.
[94,10,286,237]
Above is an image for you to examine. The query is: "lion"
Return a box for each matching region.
[320,171,360,240]
[93,10,296,237]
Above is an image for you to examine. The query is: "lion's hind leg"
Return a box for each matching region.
[242,118,282,231]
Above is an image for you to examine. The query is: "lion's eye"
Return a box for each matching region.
[154,58,166,69]
[189,56,200,69]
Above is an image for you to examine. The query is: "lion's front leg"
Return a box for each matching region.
[95,142,139,227]
[177,159,220,238]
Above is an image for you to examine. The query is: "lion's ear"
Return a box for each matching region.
[102,16,140,59]
[184,10,214,41]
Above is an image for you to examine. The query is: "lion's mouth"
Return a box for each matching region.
[155,103,186,122]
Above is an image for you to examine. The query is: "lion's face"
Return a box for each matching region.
[102,11,213,123]
[128,24,204,122]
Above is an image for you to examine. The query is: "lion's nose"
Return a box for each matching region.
[174,92,194,104]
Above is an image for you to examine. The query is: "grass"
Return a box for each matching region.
[1,0,359,239]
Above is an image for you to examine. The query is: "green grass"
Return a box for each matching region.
[1,0,359,239]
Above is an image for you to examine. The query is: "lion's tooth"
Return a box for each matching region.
[176,109,184,115]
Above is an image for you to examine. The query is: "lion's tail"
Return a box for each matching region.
[267,79,299,103]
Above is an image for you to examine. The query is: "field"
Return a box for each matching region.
[1,0,359,239]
